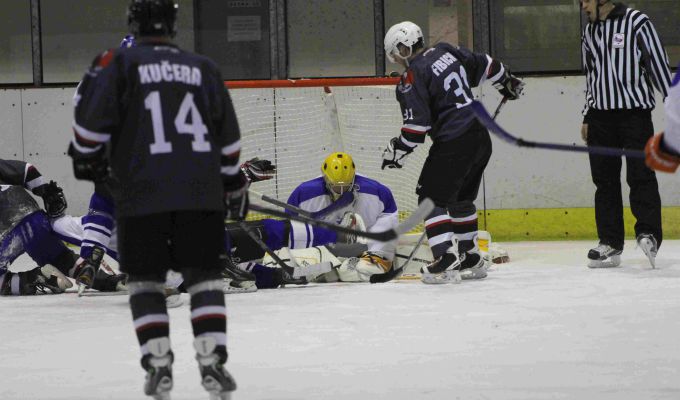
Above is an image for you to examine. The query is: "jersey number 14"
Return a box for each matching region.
[145,91,211,155]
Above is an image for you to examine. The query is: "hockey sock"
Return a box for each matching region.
[450,208,479,254]
[187,279,228,359]
[129,281,170,361]
[424,206,454,258]
[80,193,115,259]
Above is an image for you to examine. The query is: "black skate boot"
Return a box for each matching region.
[194,337,237,400]
[458,251,487,280]
[272,267,307,287]
[420,247,461,284]
[142,337,174,400]
[636,233,658,268]
[220,254,257,293]
[0,265,71,295]
[73,246,105,294]
[587,243,622,268]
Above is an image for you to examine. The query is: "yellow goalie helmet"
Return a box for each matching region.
[321,152,356,199]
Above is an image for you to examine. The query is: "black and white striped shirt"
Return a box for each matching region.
[582,4,672,114]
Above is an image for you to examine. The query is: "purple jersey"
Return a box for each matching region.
[396,43,504,145]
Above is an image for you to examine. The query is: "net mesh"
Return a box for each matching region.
[230,83,432,221]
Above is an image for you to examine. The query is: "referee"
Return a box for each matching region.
[580,0,672,268]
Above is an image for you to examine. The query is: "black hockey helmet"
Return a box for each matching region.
[127,0,178,38]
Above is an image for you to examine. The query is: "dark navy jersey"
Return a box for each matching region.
[0,160,44,239]
[72,41,242,217]
[396,43,505,145]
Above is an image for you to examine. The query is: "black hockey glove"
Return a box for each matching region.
[241,157,276,183]
[382,137,414,169]
[493,69,525,100]
[67,143,109,183]
[224,171,250,221]
[34,181,67,218]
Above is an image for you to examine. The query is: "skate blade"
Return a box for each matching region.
[77,283,86,297]
[421,270,461,284]
[223,280,257,294]
[460,267,488,280]
[587,255,621,269]
[203,378,234,400]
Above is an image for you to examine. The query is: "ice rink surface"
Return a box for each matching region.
[1,240,679,400]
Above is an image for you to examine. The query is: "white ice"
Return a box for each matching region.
[1,240,679,400]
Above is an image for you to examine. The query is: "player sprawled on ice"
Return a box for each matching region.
[0,159,125,295]
[235,152,401,287]
[646,66,680,173]
[381,21,524,284]
[67,0,244,398]
[51,158,278,293]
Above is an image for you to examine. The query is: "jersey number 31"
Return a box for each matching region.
[145,91,210,155]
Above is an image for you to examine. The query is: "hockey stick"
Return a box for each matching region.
[249,198,434,242]
[471,100,645,158]
[249,189,355,219]
[237,221,332,279]
[370,231,427,283]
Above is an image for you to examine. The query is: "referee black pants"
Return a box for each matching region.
[587,109,662,250]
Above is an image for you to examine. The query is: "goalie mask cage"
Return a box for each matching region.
[226,77,432,223]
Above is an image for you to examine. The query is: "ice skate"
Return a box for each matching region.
[0,265,71,295]
[194,337,237,400]
[143,337,173,400]
[420,248,462,284]
[74,246,105,295]
[587,243,622,268]
[459,252,487,280]
[637,234,658,268]
[221,255,257,293]
[273,267,307,287]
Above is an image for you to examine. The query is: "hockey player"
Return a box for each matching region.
[68,0,243,398]
[285,152,399,281]
[0,159,123,295]
[381,21,524,284]
[645,67,680,172]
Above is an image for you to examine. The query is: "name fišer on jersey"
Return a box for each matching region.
[138,61,202,86]
[431,53,457,76]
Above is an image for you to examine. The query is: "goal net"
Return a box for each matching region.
[226,77,431,223]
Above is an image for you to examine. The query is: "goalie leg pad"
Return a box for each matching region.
[336,255,390,282]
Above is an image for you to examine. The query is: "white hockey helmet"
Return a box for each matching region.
[384,21,423,63]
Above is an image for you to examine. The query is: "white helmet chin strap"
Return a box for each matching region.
[394,46,413,67]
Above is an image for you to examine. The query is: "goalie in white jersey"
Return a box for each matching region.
[284,152,399,281]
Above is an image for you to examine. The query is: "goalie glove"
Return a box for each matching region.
[33,181,67,218]
[359,251,393,273]
[382,137,414,170]
[224,171,249,221]
[493,69,524,100]
[241,157,276,182]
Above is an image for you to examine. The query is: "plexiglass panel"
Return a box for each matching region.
[491,0,581,73]
[287,0,375,78]
[41,0,195,83]
[0,1,32,83]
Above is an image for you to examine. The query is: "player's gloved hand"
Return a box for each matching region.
[241,157,276,182]
[67,143,109,183]
[645,132,680,173]
[34,181,67,218]
[382,137,414,169]
[224,171,249,220]
[494,69,524,100]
